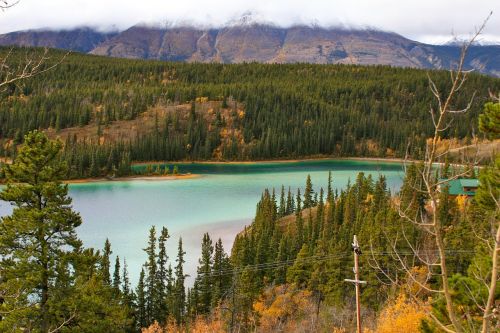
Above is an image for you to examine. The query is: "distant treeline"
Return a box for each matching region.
[0,47,499,179]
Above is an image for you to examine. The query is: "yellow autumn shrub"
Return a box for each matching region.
[253,284,315,332]
[366,294,429,333]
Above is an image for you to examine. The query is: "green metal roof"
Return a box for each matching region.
[442,179,479,196]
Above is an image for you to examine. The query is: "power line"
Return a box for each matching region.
[195,249,476,279]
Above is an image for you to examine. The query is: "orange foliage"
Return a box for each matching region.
[189,316,225,333]
[253,284,316,332]
[195,97,209,103]
[406,266,431,297]
[366,294,429,333]
[142,311,225,333]
[455,195,468,212]
[142,321,164,333]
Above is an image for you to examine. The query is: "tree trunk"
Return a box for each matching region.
[435,225,463,333]
[481,223,499,333]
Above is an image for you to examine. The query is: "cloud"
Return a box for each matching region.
[1,0,499,43]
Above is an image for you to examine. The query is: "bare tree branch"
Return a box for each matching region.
[371,12,495,333]
[0,0,19,10]
[48,312,76,333]
[0,47,69,92]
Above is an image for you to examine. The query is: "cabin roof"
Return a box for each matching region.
[441,178,479,196]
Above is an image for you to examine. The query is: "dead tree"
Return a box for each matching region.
[0,1,67,92]
[0,48,66,92]
[0,1,19,10]
[370,12,499,333]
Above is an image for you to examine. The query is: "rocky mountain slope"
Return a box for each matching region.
[0,24,498,76]
[0,27,116,53]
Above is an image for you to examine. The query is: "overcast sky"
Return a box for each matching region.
[1,0,499,44]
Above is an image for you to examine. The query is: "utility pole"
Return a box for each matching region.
[344,235,366,333]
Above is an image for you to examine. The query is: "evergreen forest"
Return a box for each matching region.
[0,45,499,332]
[0,47,499,179]
[0,123,498,332]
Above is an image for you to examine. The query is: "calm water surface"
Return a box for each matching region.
[0,159,404,285]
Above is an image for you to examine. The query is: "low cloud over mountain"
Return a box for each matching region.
[1,23,498,76]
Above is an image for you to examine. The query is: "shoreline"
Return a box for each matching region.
[4,155,476,185]
[132,156,409,166]
[64,173,200,184]
[63,156,408,184]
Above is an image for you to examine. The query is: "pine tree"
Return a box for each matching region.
[101,238,112,285]
[478,102,500,140]
[122,259,133,308]
[309,239,328,313]
[296,188,302,214]
[295,189,304,253]
[314,188,325,242]
[136,268,147,329]
[0,131,82,332]
[475,156,499,212]
[173,238,186,324]
[166,264,175,320]
[235,266,259,331]
[157,226,170,321]
[275,235,289,284]
[327,170,333,202]
[113,255,121,292]
[278,185,286,217]
[212,238,231,307]
[194,233,214,315]
[286,186,295,215]
[187,284,199,319]
[304,174,314,208]
[287,244,312,288]
[144,226,158,324]
[324,189,336,240]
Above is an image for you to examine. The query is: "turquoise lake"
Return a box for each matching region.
[0,159,405,285]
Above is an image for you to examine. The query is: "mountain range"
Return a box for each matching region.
[0,24,499,76]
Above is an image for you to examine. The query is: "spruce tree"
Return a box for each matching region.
[275,235,289,284]
[286,186,295,215]
[102,238,112,285]
[235,267,259,331]
[309,239,328,312]
[296,188,302,214]
[173,238,186,324]
[166,264,175,320]
[136,268,147,329]
[315,188,325,242]
[327,170,333,202]
[304,174,314,208]
[195,233,214,315]
[287,244,311,288]
[157,226,170,321]
[212,238,231,307]
[478,102,500,140]
[144,226,158,324]
[113,255,121,292]
[278,185,286,217]
[295,189,304,254]
[122,258,133,308]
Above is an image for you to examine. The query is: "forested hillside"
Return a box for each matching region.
[1,40,499,330]
[1,129,498,332]
[0,47,499,179]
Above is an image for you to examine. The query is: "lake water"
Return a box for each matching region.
[0,159,405,286]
